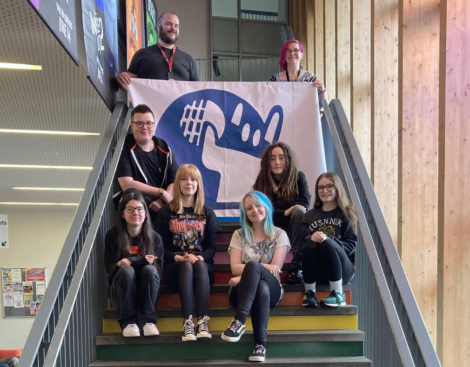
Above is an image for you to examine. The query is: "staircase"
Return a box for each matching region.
[90,223,372,366]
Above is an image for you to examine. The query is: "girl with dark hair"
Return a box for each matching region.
[271,39,328,102]
[104,190,164,337]
[253,141,311,284]
[301,172,358,308]
[221,191,290,363]
[155,164,220,342]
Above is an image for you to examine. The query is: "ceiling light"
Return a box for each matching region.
[0,164,92,170]
[0,202,79,206]
[0,129,99,136]
[13,187,85,191]
[0,62,42,70]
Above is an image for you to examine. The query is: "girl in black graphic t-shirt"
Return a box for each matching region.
[155,164,220,342]
[301,172,358,308]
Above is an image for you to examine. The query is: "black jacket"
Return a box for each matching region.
[114,134,178,206]
[104,226,164,286]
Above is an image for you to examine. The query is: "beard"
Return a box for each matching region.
[159,28,179,45]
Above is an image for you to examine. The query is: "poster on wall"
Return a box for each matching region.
[82,0,119,110]
[0,215,8,249]
[1,268,47,318]
[28,0,78,63]
[145,0,158,47]
[127,0,144,67]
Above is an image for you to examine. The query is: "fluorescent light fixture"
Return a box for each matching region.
[0,62,42,70]
[0,164,92,170]
[13,187,85,191]
[0,129,99,136]
[0,202,79,206]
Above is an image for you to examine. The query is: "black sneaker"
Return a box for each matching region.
[221,319,246,342]
[182,315,197,342]
[285,268,303,284]
[249,344,266,362]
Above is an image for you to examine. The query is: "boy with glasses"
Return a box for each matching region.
[114,104,179,220]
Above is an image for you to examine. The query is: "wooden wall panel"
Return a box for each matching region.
[351,0,372,174]
[314,0,325,83]
[440,1,470,364]
[373,0,399,245]
[336,0,351,122]
[305,0,315,73]
[324,0,336,99]
[402,0,440,346]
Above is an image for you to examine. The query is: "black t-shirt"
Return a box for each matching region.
[128,45,200,81]
[155,204,221,266]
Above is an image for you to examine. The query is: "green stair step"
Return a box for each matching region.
[96,330,365,345]
[103,306,358,319]
[96,341,364,361]
[90,357,371,366]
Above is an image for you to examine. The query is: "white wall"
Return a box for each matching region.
[156,0,210,59]
[0,208,76,349]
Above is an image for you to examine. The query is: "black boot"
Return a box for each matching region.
[285,268,303,284]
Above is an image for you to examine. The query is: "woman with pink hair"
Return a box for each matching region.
[270,39,328,102]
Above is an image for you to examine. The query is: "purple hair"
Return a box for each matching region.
[279,39,304,71]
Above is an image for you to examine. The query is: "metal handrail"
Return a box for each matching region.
[321,99,415,366]
[324,99,441,367]
[19,103,129,367]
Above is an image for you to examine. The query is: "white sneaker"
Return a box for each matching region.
[122,323,140,337]
[143,323,160,336]
[182,316,197,342]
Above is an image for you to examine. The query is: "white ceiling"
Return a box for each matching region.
[0,0,111,208]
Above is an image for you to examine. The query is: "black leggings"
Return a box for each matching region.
[164,260,214,318]
[229,261,282,346]
[302,238,355,284]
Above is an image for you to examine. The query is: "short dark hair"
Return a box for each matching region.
[158,12,178,26]
[131,104,154,121]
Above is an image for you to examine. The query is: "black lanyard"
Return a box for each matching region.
[286,67,301,82]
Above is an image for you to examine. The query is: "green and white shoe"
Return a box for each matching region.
[302,290,319,308]
[320,290,346,308]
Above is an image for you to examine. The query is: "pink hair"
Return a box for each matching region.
[279,39,304,71]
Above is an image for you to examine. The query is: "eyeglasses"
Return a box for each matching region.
[124,206,145,214]
[131,121,155,128]
[286,49,301,54]
[318,184,335,192]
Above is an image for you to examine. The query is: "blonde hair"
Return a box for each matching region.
[169,164,205,215]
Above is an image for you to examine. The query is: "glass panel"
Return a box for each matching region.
[241,57,280,81]
[241,22,284,56]
[212,56,240,81]
[240,0,287,22]
[212,0,238,18]
[212,19,239,53]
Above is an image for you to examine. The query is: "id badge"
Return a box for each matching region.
[168,71,174,80]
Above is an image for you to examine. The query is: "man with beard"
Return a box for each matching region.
[117,12,200,88]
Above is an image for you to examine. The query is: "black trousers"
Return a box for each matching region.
[274,206,306,269]
[109,264,160,329]
[229,261,282,346]
[302,239,354,284]
[164,260,214,318]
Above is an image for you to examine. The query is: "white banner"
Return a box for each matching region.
[0,215,8,248]
[128,80,326,218]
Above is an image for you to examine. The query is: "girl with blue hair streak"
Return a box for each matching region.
[221,191,291,362]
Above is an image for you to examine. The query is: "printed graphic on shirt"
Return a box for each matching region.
[169,214,206,254]
[243,239,276,264]
[309,217,343,239]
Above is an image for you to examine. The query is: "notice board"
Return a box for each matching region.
[1,268,47,318]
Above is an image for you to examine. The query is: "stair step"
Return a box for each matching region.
[103,305,358,319]
[96,330,365,345]
[90,357,372,366]
[95,339,364,361]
